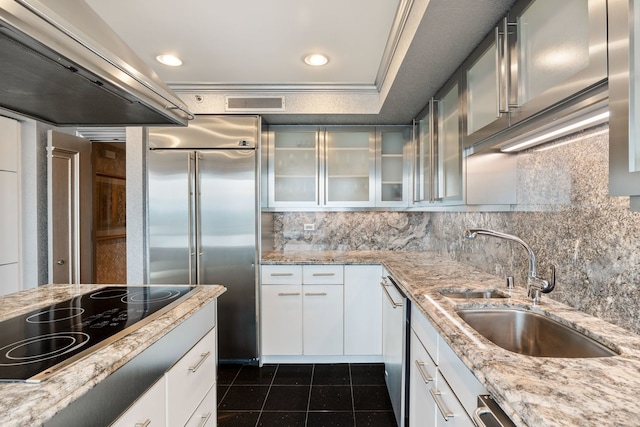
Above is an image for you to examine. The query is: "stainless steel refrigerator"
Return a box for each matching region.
[147,115,260,363]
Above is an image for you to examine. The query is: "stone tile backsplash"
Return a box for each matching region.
[272,124,640,335]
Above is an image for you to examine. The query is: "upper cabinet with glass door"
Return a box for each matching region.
[463,0,607,149]
[324,128,376,208]
[414,71,464,206]
[376,127,412,208]
[268,127,320,208]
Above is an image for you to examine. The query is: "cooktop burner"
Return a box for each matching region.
[0,285,197,383]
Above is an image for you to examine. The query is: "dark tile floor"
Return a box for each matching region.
[217,363,398,427]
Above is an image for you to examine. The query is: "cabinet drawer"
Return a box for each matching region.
[166,327,217,427]
[110,376,166,427]
[432,375,475,427]
[438,335,486,419]
[411,304,439,364]
[262,265,303,284]
[303,265,344,284]
[185,383,216,427]
[409,329,437,426]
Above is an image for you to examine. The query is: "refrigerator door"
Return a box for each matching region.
[148,151,197,285]
[196,149,258,362]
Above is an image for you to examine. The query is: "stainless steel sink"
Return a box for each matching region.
[440,289,506,299]
[456,308,618,358]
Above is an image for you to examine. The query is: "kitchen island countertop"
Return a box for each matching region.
[263,250,640,427]
[0,284,225,427]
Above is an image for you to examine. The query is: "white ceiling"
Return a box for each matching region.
[84,0,517,125]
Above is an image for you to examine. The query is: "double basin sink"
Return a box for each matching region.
[440,289,619,358]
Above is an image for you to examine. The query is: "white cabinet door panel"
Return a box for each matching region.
[261,284,303,355]
[0,116,18,172]
[303,265,344,284]
[303,284,343,355]
[166,327,217,427]
[185,383,216,427]
[110,376,166,427]
[410,329,437,427]
[344,265,382,355]
[0,264,19,297]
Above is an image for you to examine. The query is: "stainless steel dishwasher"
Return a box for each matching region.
[381,274,409,427]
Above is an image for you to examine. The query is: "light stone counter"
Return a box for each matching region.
[0,284,226,427]
[262,250,640,427]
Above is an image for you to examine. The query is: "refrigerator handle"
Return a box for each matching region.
[188,152,195,285]
[194,152,203,285]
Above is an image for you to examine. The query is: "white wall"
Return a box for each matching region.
[0,116,21,295]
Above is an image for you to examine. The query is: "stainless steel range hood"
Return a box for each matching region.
[0,0,192,126]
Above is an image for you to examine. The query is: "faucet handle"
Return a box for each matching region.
[545,265,556,293]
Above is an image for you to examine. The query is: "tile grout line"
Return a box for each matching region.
[304,364,315,427]
[217,365,242,410]
[349,363,357,426]
[254,364,278,427]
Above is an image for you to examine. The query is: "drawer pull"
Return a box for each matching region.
[312,272,335,276]
[414,360,434,384]
[197,412,213,427]
[278,292,301,296]
[305,292,327,296]
[270,273,294,277]
[189,351,211,373]
[429,388,455,421]
[134,420,151,427]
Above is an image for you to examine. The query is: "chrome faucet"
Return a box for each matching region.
[464,228,555,303]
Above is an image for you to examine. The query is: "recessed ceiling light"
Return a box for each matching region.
[304,54,329,67]
[156,54,183,67]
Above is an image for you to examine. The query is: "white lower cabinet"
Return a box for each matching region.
[261,284,303,355]
[110,326,217,427]
[185,383,216,427]
[261,264,383,361]
[410,305,485,427]
[303,284,344,355]
[110,376,167,427]
[344,265,383,355]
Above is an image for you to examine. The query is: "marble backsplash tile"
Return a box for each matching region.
[271,125,640,335]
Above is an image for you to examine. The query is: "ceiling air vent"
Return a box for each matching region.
[225,96,285,112]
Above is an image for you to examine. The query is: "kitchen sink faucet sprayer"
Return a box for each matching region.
[464,228,555,304]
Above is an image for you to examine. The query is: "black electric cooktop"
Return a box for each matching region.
[0,285,197,383]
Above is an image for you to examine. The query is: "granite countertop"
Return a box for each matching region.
[263,250,640,427]
[0,284,226,427]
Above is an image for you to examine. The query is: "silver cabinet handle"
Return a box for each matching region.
[134,420,151,427]
[380,281,403,308]
[197,412,213,427]
[189,351,211,373]
[278,292,301,296]
[414,360,434,384]
[305,292,327,296]
[270,273,294,277]
[429,388,454,421]
[312,272,335,276]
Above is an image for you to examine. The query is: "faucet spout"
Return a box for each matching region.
[464,228,555,302]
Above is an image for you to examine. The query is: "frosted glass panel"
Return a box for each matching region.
[467,40,498,134]
[417,114,432,201]
[272,131,317,203]
[326,131,372,203]
[518,0,589,104]
[438,84,461,200]
[380,130,406,203]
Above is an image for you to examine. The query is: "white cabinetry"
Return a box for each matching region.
[261,264,383,362]
[110,326,217,427]
[166,327,217,426]
[410,304,486,426]
[344,265,383,355]
[110,377,167,427]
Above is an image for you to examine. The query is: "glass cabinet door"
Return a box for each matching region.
[414,104,435,204]
[436,81,463,203]
[508,0,607,126]
[325,128,375,207]
[464,19,511,148]
[376,127,411,207]
[268,128,319,207]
